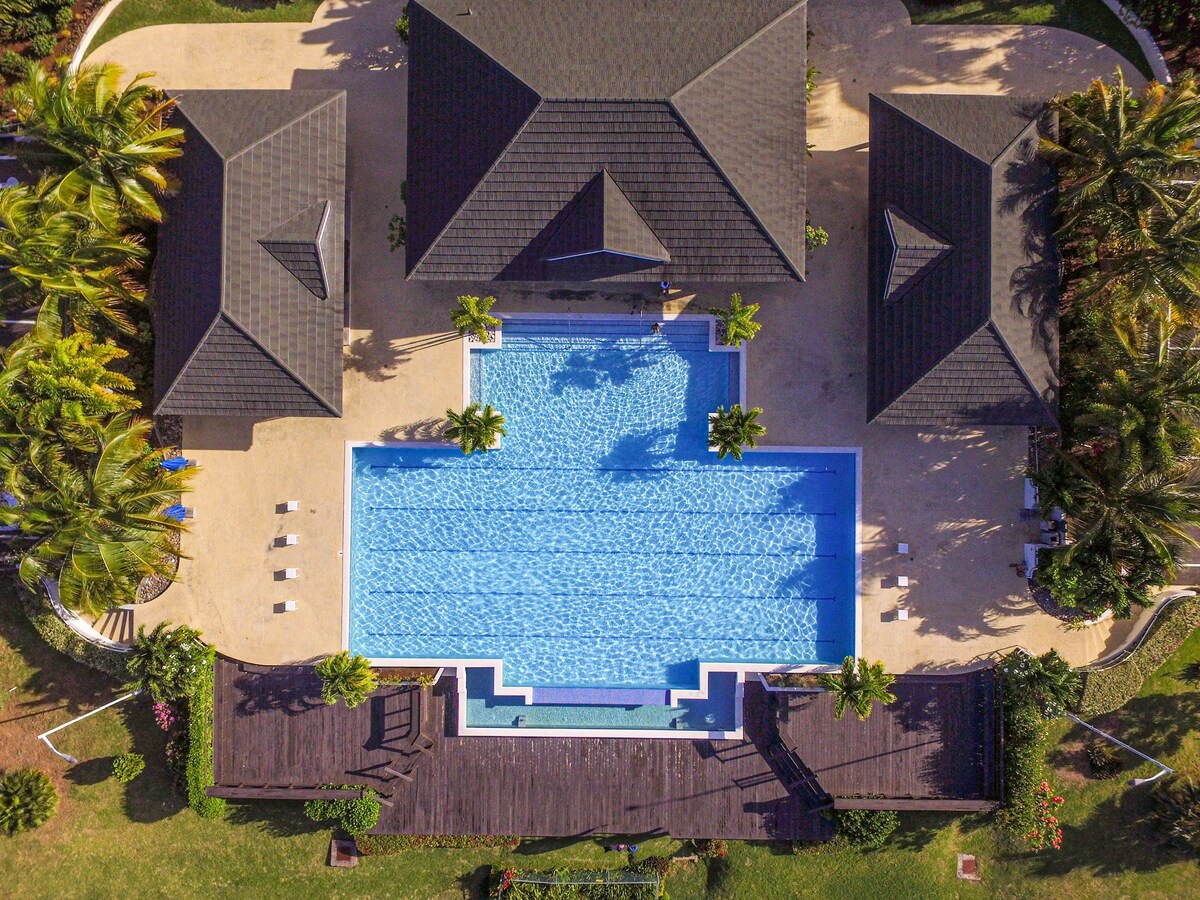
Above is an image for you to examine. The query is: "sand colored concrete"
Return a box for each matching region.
[93,0,1146,670]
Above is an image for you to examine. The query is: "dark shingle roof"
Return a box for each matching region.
[153,90,346,417]
[406,0,807,282]
[867,93,1059,427]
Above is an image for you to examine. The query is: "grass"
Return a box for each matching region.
[4,582,1200,898]
[90,0,322,52]
[902,0,1154,79]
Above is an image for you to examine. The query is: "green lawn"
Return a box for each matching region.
[91,0,323,52]
[3,585,1199,898]
[902,0,1153,78]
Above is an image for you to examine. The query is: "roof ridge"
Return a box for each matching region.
[985,109,1043,166]
[671,0,807,100]
[412,1,539,97]
[409,99,544,277]
[218,312,340,415]
[601,170,670,260]
[666,99,802,279]
[226,91,345,162]
[155,313,223,412]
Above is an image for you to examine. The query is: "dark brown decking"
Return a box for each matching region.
[212,658,997,840]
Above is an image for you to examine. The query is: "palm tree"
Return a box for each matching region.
[450,294,501,343]
[818,656,897,721]
[6,59,184,226]
[444,402,507,454]
[1076,318,1200,468]
[709,292,761,346]
[0,769,58,835]
[0,303,138,448]
[708,404,765,460]
[1035,448,1200,574]
[315,651,377,709]
[0,179,145,331]
[998,649,1081,718]
[1042,71,1200,235]
[123,622,207,702]
[5,415,195,616]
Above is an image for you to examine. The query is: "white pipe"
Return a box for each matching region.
[36,689,141,765]
[1066,712,1175,778]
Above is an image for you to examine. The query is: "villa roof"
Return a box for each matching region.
[867,93,1060,427]
[152,90,346,418]
[405,0,808,282]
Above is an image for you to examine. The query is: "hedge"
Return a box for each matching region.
[356,833,522,854]
[997,677,1050,838]
[186,648,225,819]
[9,575,130,682]
[1078,595,1200,716]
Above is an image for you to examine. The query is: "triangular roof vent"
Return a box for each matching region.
[883,206,952,302]
[541,170,670,267]
[258,201,332,299]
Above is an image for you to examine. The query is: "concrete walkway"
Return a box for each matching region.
[92,0,1143,671]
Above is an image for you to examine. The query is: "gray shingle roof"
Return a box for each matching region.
[153,90,347,417]
[867,93,1059,427]
[406,0,807,282]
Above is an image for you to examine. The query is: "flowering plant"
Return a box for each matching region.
[1026,781,1065,851]
[153,701,177,731]
[497,868,517,893]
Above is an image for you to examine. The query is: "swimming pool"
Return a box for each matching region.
[348,316,858,692]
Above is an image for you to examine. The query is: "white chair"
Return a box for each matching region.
[897,575,910,588]
[283,600,298,612]
[284,534,299,545]
[284,500,300,512]
[896,608,910,621]
[283,568,298,580]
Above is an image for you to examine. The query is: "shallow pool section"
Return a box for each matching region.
[349,316,857,692]
[464,668,739,732]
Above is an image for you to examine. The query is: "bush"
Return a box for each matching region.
[394,6,409,44]
[1078,595,1200,716]
[1149,773,1200,855]
[1086,742,1124,779]
[0,769,59,834]
[997,683,1050,839]
[0,51,27,80]
[356,833,521,854]
[112,753,145,783]
[835,807,899,848]
[805,222,828,252]
[691,838,728,859]
[630,854,675,878]
[27,32,57,59]
[185,649,225,819]
[53,6,73,30]
[304,786,381,835]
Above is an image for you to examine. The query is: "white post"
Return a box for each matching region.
[36,689,142,765]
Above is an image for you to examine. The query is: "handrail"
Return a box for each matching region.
[1083,590,1196,671]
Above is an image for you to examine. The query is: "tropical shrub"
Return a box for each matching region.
[996,649,1081,719]
[185,649,224,819]
[0,768,58,834]
[708,292,760,345]
[1027,780,1066,851]
[450,294,500,343]
[818,656,896,721]
[356,833,520,854]
[315,651,377,709]
[444,402,507,454]
[304,786,381,835]
[997,668,1052,840]
[395,6,410,44]
[805,222,829,252]
[1078,595,1200,715]
[0,51,26,80]
[0,1,68,43]
[387,213,405,250]
[835,807,899,848]
[112,753,145,783]
[1149,773,1200,855]
[708,404,765,460]
[123,622,207,702]
[691,838,728,859]
[27,32,56,59]
[1035,545,1158,620]
[1086,742,1124,779]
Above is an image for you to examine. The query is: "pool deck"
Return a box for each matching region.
[91,0,1144,672]
[210,657,998,837]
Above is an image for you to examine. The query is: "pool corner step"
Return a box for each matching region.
[530,686,672,707]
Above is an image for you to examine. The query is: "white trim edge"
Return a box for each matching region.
[69,0,133,74]
[1099,0,1172,83]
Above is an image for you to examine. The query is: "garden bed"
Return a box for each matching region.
[0,0,102,85]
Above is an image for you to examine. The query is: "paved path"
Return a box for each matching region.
[92,0,1142,670]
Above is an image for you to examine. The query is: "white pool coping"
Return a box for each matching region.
[343,313,862,739]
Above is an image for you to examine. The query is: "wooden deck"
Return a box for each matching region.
[212,659,998,840]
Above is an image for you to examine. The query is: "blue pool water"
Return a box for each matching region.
[349,317,857,691]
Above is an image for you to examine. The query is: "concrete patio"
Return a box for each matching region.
[90,0,1146,671]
